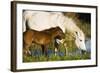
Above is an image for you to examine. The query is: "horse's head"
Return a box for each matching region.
[59,16,87,54]
[74,30,87,54]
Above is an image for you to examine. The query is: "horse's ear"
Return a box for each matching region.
[75,31,78,35]
[74,31,79,38]
[75,31,80,36]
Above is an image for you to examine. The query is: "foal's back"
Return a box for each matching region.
[23,26,64,46]
[43,27,65,39]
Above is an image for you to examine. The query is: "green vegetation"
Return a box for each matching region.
[23,52,91,62]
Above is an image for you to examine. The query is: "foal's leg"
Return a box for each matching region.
[23,30,33,56]
[54,39,59,56]
[23,44,32,56]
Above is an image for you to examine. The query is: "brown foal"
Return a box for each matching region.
[23,27,65,56]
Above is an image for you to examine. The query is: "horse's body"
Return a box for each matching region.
[23,27,65,56]
[23,11,87,53]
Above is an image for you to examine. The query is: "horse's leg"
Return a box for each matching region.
[41,45,48,56]
[41,45,44,55]
[64,43,68,56]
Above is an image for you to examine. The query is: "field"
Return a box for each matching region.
[23,12,91,62]
[23,49,91,62]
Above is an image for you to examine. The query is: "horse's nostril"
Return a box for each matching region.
[81,50,87,54]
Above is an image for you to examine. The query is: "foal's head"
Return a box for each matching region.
[50,27,65,40]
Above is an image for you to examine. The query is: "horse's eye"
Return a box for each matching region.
[75,31,78,35]
[80,40,82,42]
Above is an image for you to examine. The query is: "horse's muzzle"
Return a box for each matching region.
[81,50,87,55]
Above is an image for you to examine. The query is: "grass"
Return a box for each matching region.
[23,52,91,62]
[23,44,91,62]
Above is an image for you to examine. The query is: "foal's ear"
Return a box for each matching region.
[56,26,60,28]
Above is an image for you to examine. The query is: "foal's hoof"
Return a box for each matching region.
[24,50,32,56]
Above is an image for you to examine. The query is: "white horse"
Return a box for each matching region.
[23,11,87,55]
